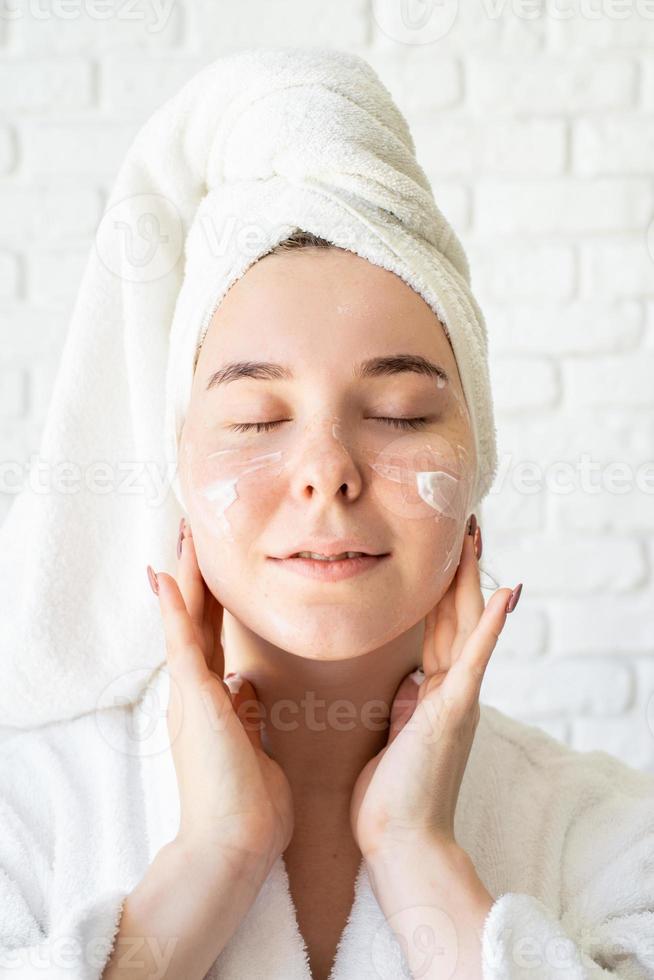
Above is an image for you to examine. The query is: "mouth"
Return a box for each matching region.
[287,550,379,560]
[268,551,391,582]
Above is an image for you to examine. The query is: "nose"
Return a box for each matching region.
[287,415,363,503]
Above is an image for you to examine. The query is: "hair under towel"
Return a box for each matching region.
[0,46,498,729]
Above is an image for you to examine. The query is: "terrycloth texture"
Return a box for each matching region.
[1,670,653,979]
[0,45,498,730]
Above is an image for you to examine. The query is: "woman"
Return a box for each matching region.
[1,47,653,980]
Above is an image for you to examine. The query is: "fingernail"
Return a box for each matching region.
[146,565,159,596]
[467,513,477,536]
[506,583,523,614]
[474,525,483,561]
[224,672,243,694]
[410,667,425,686]
[176,517,185,560]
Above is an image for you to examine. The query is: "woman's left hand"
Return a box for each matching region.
[350,519,522,861]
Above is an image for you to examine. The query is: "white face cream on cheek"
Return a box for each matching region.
[352,378,475,585]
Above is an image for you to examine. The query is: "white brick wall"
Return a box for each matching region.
[0,2,653,772]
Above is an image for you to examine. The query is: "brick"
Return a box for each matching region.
[562,352,654,406]
[0,306,69,360]
[21,121,141,177]
[0,503,11,534]
[496,408,654,468]
[571,711,654,773]
[413,117,565,176]
[365,50,462,114]
[553,482,654,532]
[634,658,654,743]
[480,656,633,718]
[0,126,15,174]
[0,253,21,299]
[491,355,560,410]
[0,59,93,111]
[481,477,546,533]
[198,0,368,48]
[475,178,653,235]
[574,118,654,175]
[468,57,636,113]
[0,418,43,470]
[580,238,654,298]
[428,182,470,231]
[550,587,654,655]
[372,1,545,53]
[548,9,654,50]
[0,367,27,419]
[645,301,654,349]
[26,247,90,309]
[466,241,576,302]
[512,717,570,745]
[643,57,654,110]
[99,56,204,114]
[487,299,643,354]
[483,596,548,657]
[0,184,102,242]
[482,531,646,593]
[28,359,60,426]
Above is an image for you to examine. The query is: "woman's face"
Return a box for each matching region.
[178,246,477,659]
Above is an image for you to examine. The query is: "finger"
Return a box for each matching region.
[425,532,465,671]
[156,570,224,688]
[226,674,266,753]
[447,587,513,700]
[176,519,205,632]
[451,528,485,658]
[178,522,225,678]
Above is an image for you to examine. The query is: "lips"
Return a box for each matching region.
[290,551,370,561]
[278,540,387,560]
[270,552,390,582]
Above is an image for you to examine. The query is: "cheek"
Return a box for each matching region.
[368,427,475,584]
[180,437,286,543]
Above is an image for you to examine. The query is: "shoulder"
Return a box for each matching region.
[466,703,654,912]
[475,702,654,869]
[478,700,654,798]
[0,682,151,830]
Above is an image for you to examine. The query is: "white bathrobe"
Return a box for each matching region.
[1,663,653,980]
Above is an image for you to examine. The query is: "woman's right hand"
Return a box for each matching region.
[148,519,294,879]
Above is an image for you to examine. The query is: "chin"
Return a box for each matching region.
[250,602,422,659]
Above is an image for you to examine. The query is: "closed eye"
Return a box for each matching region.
[228,417,430,433]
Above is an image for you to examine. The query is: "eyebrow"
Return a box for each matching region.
[205,354,450,391]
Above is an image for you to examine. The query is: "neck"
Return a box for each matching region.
[222,610,423,795]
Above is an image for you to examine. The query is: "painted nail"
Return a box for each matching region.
[176,517,185,560]
[224,672,243,694]
[467,513,477,536]
[473,525,483,561]
[147,565,159,596]
[506,583,523,614]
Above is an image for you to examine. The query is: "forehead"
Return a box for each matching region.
[196,247,458,380]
